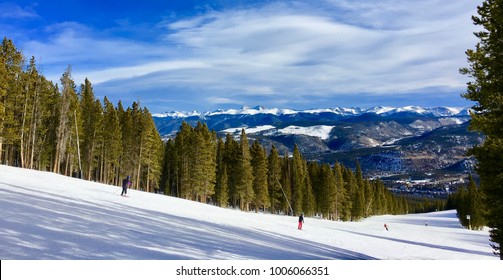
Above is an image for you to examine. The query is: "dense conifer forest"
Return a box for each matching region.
[160,121,415,219]
[0,37,164,191]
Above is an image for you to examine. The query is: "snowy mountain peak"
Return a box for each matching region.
[155,105,470,119]
[152,110,203,118]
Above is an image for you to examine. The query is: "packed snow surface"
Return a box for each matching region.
[0,165,496,260]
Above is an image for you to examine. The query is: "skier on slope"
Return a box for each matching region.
[384,223,389,231]
[121,175,131,196]
[298,213,304,230]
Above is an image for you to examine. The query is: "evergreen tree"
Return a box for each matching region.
[236,129,254,211]
[218,165,230,208]
[339,166,353,221]
[291,144,305,215]
[455,185,470,227]
[460,0,503,258]
[174,121,193,198]
[350,164,365,221]
[118,102,135,181]
[139,108,164,193]
[79,79,102,180]
[267,145,283,214]
[318,163,335,219]
[18,57,34,169]
[250,140,270,212]
[223,133,239,207]
[214,137,230,208]
[160,139,175,195]
[354,161,366,219]
[37,80,59,171]
[217,141,230,207]
[19,57,43,170]
[101,97,122,185]
[281,149,293,215]
[53,66,79,175]
[0,37,24,166]
[373,178,386,215]
[467,175,485,230]
[190,122,216,202]
[301,160,315,216]
[333,162,346,221]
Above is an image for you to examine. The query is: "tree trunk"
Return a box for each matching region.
[20,93,28,168]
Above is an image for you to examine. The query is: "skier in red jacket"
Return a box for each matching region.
[298,213,304,230]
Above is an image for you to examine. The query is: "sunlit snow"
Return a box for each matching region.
[0,165,496,260]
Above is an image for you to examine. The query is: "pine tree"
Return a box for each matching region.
[459,0,503,258]
[0,40,6,158]
[215,137,230,208]
[214,138,226,205]
[339,167,353,221]
[19,57,40,169]
[455,185,469,227]
[101,97,122,185]
[218,165,230,208]
[53,66,79,175]
[250,140,270,212]
[236,129,254,211]
[267,145,283,214]
[318,163,335,219]
[0,37,24,166]
[37,80,59,171]
[352,163,365,220]
[160,139,175,195]
[333,162,346,221]
[139,108,164,193]
[467,175,486,230]
[118,103,137,186]
[281,149,293,215]
[291,144,305,215]
[302,161,315,217]
[79,78,102,180]
[223,133,239,207]
[190,122,216,202]
[174,121,193,198]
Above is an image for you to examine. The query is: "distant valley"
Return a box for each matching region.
[153,106,483,198]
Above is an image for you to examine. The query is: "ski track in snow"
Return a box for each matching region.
[0,165,497,260]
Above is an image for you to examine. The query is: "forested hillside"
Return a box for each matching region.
[0,38,164,191]
[161,121,416,220]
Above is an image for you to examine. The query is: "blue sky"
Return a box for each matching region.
[1,0,480,113]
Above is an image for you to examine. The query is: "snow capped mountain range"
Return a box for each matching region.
[152,105,480,188]
[153,105,469,119]
[152,105,472,149]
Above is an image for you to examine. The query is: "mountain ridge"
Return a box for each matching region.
[153,105,470,119]
[152,105,481,197]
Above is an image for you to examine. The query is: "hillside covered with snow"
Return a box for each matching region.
[0,165,496,260]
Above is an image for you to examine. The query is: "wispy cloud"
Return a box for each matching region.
[9,0,480,112]
[0,2,38,19]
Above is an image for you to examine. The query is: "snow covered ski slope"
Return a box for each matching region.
[0,165,497,260]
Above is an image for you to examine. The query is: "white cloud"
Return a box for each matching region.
[206,96,242,106]
[156,1,478,96]
[15,0,480,112]
[0,3,38,19]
